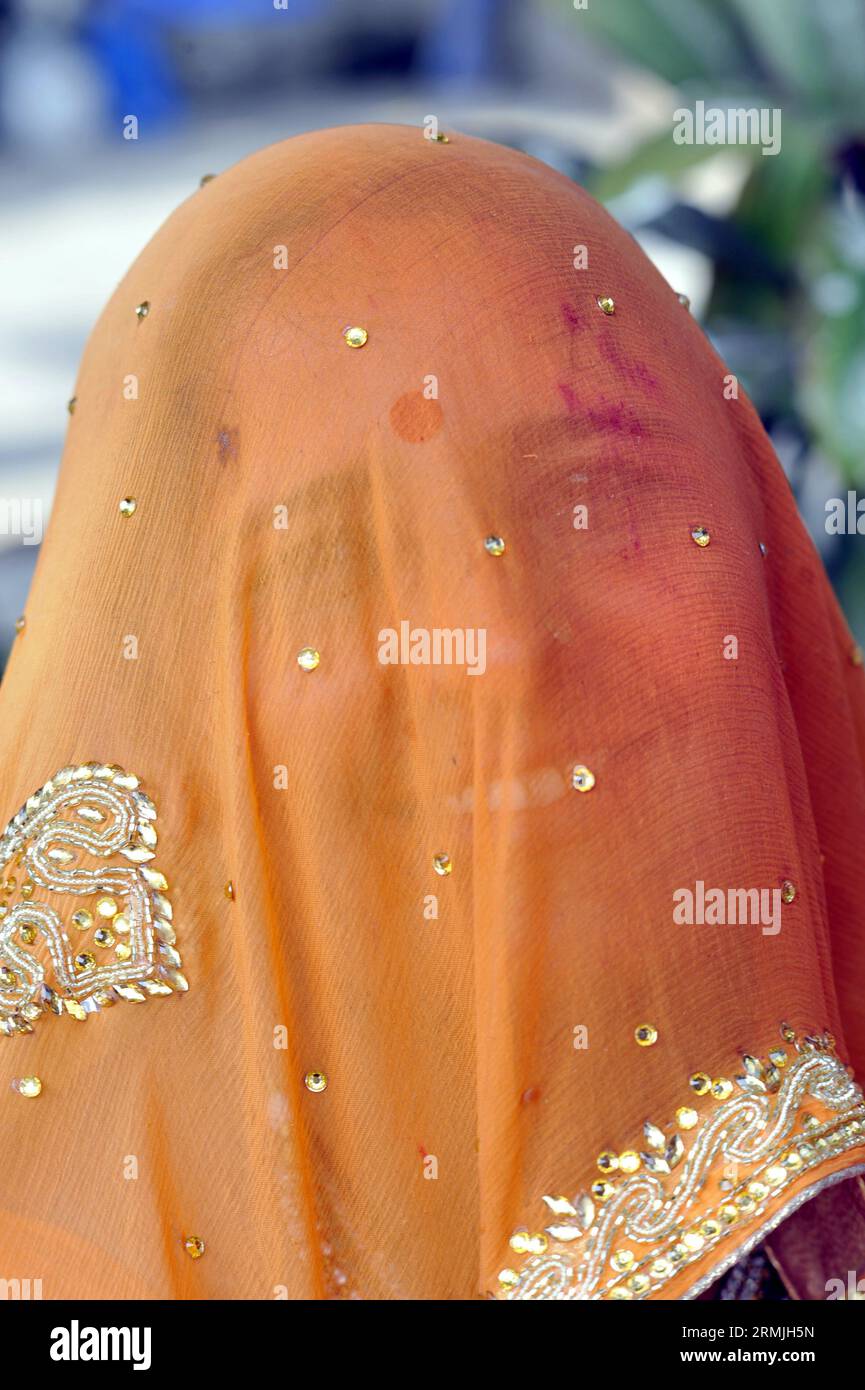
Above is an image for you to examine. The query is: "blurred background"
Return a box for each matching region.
[1,0,864,668]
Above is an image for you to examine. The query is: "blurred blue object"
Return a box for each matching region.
[82,0,329,130]
[418,0,505,81]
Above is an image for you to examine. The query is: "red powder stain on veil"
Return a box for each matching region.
[390,391,444,443]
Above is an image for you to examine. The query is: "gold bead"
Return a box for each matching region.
[135,301,150,320]
[16,1075,42,1098]
[432,132,449,143]
[183,1235,205,1260]
[682,1232,704,1252]
[304,1070,328,1093]
[571,765,595,793]
[343,326,368,349]
[119,497,137,518]
[596,295,615,316]
[0,966,17,987]
[432,852,452,877]
[765,1164,787,1187]
[781,879,796,904]
[14,616,25,634]
[484,535,506,557]
[67,396,77,415]
[676,1106,698,1130]
[689,1071,711,1095]
[618,1150,641,1174]
[19,925,36,945]
[21,882,33,899]
[96,897,118,918]
[74,952,95,972]
[297,646,320,672]
[635,1024,658,1047]
[224,880,235,901]
[611,1249,635,1272]
[691,526,711,547]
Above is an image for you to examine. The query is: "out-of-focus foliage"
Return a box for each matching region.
[564,0,865,493]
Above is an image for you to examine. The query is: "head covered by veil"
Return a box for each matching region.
[0,123,864,1300]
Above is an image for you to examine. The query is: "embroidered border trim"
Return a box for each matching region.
[496,1027,865,1300]
[0,762,187,1034]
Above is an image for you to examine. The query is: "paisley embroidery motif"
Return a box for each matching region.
[496,1028,865,1300]
[0,763,186,1034]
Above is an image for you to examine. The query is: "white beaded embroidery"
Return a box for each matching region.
[0,763,186,1034]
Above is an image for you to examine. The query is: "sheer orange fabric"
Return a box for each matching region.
[0,124,863,1301]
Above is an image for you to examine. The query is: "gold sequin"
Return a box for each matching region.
[676,1106,698,1129]
[16,1075,42,1098]
[691,526,711,548]
[618,1150,641,1174]
[135,302,149,320]
[119,497,137,518]
[596,1150,618,1173]
[224,881,235,901]
[183,1235,205,1260]
[571,765,595,793]
[18,925,36,945]
[635,1024,658,1047]
[689,1071,711,1095]
[344,326,368,349]
[297,647,320,672]
[304,1070,328,1093]
[498,1268,520,1288]
[484,535,506,557]
[93,927,114,948]
[781,880,796,904]
[711,1077,733,1099]
[432,852,452,877]
[596,295,615,316]
[96,897,118,918]
[591,1179,616,1201]
[115,942,132,962]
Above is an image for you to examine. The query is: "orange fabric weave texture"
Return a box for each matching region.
[0,125,864,1300]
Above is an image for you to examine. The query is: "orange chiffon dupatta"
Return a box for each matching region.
[0,125,864,1301]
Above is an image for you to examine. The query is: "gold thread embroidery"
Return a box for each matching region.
[497,1027,865,1300]
[0,763,187,1034]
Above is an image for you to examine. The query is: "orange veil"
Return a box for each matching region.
[0,124,863,1300]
